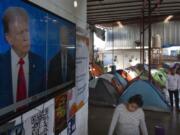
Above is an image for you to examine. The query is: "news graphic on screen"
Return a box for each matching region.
[0,0,76,120]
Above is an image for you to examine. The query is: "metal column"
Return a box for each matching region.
[112,27,114,66]
[139,1,146,66]
[142,7,145,66]
[148,0,152,81]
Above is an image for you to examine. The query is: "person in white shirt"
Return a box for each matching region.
[108,95,148,135]
[166,68,179,110]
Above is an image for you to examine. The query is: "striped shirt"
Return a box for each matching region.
[108,104,148,135]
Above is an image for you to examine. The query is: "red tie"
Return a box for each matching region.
[16,58,27,102]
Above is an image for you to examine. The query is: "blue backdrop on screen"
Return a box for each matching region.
[0,0,75,60]
[0,0,76,114]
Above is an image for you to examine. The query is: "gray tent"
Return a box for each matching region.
[89,78,119,106]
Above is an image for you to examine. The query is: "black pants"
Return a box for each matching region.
[168,90,179,109]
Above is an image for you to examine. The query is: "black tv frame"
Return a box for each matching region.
[0,0,76,126]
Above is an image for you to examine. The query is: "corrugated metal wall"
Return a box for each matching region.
[106,21,180,49]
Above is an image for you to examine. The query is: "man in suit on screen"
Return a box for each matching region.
[48,26,75,89]
[0,7,46,108]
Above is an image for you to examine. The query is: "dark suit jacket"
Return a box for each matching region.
[48,51,75,89]
[0,50,46,108]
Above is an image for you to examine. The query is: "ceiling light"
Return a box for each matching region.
[164,15,173,23]
[117,21,124,28]
[74,0,78,8]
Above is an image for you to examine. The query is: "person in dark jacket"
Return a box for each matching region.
[0,7,46,108]
[48,26,75,89]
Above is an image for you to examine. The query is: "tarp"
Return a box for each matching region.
[89,78,119,106]
[119,80,170,112]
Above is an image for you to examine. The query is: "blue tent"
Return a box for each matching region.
[119,80,170,112]
[115,72,128,88]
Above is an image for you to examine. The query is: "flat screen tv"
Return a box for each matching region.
[0,0,76,123]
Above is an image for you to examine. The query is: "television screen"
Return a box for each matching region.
[0,0,76,122]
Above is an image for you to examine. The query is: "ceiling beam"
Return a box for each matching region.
[88,7,142,14]
[87,1,180,11]
[89,16,180,25]
[88,13,179,22]
[88,0,142,7]
[88,17,141,22]
[88,16,142,22]
[152,10,180,15]
[87,0,104,2]
[88,17,141,25]
[87,3,143,10]
[88,4,180,14]
[144,4,180,11]
[88,8,180,19]
[88,13,141,19]
[88,10,142,17]
[88,13,180,25]
[88,8,180,17]
[88,16,140,21]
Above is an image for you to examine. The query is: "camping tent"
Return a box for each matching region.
[99,73,124,94]
[125,69,138,80]
[114,72,128,88]
[99,74,114,83]
[89,78,98,89]
[89,78,120,106]
[90,64,104,77]
[117,70,134,81]
[119,80,170,112]
[151,69,167,88]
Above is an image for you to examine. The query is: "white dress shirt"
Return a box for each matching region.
[11,49,29,103]
[166,74,179,91]
[108,104,148,135]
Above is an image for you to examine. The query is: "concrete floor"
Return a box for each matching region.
[89,105,180,135]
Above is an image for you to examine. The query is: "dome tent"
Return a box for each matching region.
[117,69,135,82]
[119,80,170,112]
[99,73,124,94]
[151,69,167,88]
[114,72,128,88]
[89,78,120,106]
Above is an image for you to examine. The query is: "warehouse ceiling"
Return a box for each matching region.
[87,0,180,25]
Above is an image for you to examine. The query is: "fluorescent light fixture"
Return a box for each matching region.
[164,15,173,23]
[117,21,124,28]
[74,0,78,8]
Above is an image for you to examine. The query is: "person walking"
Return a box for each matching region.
[108,95,148,135]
